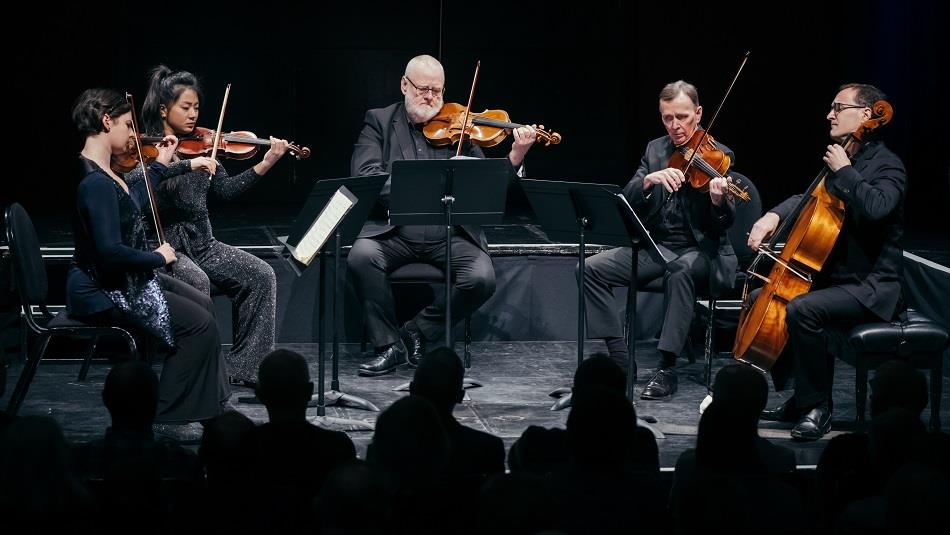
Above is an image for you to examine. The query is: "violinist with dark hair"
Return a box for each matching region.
[348,54,537,376]
[126,65,289,390]
[580,80,738,400]
[748,83,906,440]
[68,88,228,442]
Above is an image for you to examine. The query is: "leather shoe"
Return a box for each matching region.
[641,368,678,399]
[359,342,408,377]
[401,323,426,368]
[229,376,258,390]
[152,422,204,445]
[760,398,801,423]
[791,405,832,441]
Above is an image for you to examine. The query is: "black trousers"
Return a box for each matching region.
[81,274,229,423]
[347,231,495,348]
[581,245,709,365]
[781,285,878,410]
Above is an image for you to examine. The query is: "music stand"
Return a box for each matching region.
[279,174,388,430]
[389,157,511,350]
[521,180,669,435]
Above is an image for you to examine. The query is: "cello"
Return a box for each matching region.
[732,100,894,370]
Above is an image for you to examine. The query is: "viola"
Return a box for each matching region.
[176,126,311,161]
[110,134,165,174]
[668,128,751,202]
[423,102,561,148]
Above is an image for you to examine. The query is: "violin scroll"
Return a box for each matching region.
[534,125,562,147]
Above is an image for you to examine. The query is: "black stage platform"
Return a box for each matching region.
[3,206,949,470]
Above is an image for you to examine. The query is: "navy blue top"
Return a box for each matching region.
[66,157,170,316]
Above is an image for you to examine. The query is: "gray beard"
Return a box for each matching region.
[405,100,440,124]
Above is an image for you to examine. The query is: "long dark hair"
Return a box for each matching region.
[141,65,203,135]
[71,88,131,136]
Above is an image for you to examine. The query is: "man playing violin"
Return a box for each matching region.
[581,80,737,399]
[748,83,906,440]
[348,54,536,376]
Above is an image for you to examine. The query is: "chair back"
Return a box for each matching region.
[4,203,49,314]
[726,171,762,270]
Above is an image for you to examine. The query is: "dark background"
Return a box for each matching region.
[4,0,948,250]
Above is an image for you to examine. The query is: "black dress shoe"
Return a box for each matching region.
[401,323,426,368]
[791,405,832,441]
[359,342,408,377]
[229,376,258,390]
[641,368,678,400]
[760,398,801,423]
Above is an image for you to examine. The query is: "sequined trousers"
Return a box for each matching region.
[168,236,277,384]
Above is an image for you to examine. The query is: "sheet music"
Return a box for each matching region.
[290,186,357,265]
[613,192,671,264]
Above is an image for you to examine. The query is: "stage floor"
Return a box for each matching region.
[4,340,947,469]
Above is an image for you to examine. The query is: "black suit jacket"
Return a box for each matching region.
[350,102,495,252]
[769,140,906,320]
[622,135,739,296]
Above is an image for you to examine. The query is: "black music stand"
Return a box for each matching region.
[389,157,511,352]
[278,174,388,430]
[521,180,668,435]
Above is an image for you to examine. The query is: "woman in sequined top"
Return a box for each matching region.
[69,88,228,429]
[126,65,288,388]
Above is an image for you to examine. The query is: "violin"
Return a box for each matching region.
[109,128,311,174]
[110,134,163,174]
[668,128,751,202]
[423,102,561,148]
[176,126,311,161]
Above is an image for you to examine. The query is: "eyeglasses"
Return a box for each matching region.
[830,102,867,114]
[404,76,444,98]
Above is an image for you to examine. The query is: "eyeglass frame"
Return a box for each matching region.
[403,76,444,98]
[830,102,868,115]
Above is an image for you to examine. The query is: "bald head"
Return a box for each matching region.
[405,55,444,79]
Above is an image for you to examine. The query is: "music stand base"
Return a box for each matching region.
[308,414,375,431]
[393,379,482,392]
[312,390,380,412]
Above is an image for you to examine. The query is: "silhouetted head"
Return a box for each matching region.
[711,362,769,417]
[574,353,627,396]
[695,399,762,473]
[199,410,258,487]
[367,395,448,491]
[870,359,929,418]
[101,360,159,431]
[567,385,638,470]
[257,349,314,419]
[409,347,464,414]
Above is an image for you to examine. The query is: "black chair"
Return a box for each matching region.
[362,262,473,368]
[699,171,762,386]
[636,171,761,388]
[4,203,142,415]
[848,309,947,431]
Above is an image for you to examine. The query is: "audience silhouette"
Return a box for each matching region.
[409,347,505,479]
[253,348,356,526]
[71,360,203,515]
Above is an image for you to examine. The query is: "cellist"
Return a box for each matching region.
[747,84,906,440]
